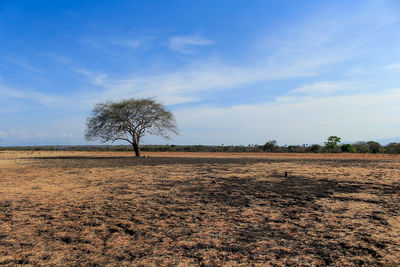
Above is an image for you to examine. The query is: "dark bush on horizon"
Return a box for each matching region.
[353,141,369,153]
[341,144,356,153]
[286,145,302,153]
[366,141,382,154]
[353,141,384,153]
[384,142,400,154]
[263,140,278,152]
[308,144,322,153]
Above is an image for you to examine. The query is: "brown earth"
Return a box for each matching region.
[0,151,399,266]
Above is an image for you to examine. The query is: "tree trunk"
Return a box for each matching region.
[132,143,141,157]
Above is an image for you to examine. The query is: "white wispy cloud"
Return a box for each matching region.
[344,67,371,76]
[77,60,315,106]
[0,84,67,111]
[168,34,213,53]
[289,81,362,95]
[79,35,153,54]
[45,52,73,64]
[73,69,108,86]
[6,57,43,73]
[384,63,400,70]
[110,36,153,49]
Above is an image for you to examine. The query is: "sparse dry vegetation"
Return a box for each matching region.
[1,151,399,266]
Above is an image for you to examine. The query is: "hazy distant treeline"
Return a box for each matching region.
[1,141,400,154]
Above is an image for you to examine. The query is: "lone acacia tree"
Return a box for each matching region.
[85,98,178,157]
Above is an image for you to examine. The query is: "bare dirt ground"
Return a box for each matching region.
[0,151,399,266]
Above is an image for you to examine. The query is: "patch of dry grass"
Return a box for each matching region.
[0,151,399,266]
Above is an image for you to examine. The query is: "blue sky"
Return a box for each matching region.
[1,0,400,146]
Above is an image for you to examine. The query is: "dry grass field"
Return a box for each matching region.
[0,151,399,266]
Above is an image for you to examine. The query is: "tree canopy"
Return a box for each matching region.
[85,98,178,157]
[324,136,341,152]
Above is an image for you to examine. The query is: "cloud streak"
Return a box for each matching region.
[109,36,154,49]
[289,81,362,95]
[0,83,69,113]
[168,34,213,53]
[384,63,400,70]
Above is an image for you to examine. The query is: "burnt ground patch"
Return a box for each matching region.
[31,155,395,169]
[152,173,400,265]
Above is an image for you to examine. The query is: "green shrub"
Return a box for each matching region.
[341,144,356,153]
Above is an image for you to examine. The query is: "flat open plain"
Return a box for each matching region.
[0,151,399,266]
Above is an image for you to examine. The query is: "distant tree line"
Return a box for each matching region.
[260,141,400,154]
[1,140,400,154]
[260,136,400,154]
